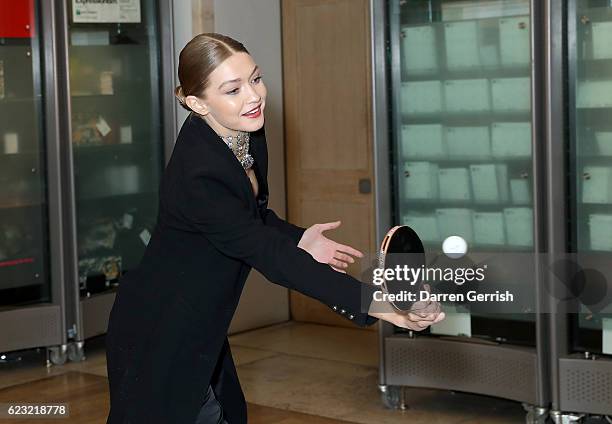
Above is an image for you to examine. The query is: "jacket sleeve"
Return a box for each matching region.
[260,208,306,246]
[179,164,379,327]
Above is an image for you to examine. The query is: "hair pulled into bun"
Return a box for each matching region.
[174,85,190,111]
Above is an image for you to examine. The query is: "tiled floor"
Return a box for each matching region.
[0,321,526,423]
[229,323,525,424]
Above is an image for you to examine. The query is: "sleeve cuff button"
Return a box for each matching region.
[340,309,346,314]
[332,306,338,311]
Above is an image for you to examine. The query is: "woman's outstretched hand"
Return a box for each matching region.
[297,220,364,273]
[368,286,446,331]
[370,309,446,331]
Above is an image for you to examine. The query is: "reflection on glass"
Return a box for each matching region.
[67,0,163,296]
[390,0,534,343]
[0,0,51,307]
[572,0,612,356]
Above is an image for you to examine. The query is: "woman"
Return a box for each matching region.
[105,33,444,424]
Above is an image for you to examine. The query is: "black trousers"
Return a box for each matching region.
[195,385,228,424]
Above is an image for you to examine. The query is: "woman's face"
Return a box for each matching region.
[187,52,266,135]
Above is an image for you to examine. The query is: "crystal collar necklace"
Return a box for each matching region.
[219,131,254,170]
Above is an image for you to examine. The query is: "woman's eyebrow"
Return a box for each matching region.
[218,65,259,90]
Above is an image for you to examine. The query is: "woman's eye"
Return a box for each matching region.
[226,76,262,95]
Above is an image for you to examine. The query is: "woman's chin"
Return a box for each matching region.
[240,115,265,132]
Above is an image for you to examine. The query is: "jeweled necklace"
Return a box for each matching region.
[220,131,254,170]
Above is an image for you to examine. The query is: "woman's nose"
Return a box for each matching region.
[244,84,261,102]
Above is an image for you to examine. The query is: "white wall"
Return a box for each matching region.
[172,0,291,333]
[214,0,290,334]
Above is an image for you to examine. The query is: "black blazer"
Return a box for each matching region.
[105,113,378,423]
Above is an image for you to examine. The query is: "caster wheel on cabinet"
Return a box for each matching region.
[522,403,548,424]
[549,410,585,424]
[48,345,68,366]
[68,342,85,362]
[379,385,408,410]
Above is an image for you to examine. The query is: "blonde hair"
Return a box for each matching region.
[174,33,250,111]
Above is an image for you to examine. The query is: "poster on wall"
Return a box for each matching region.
[72,0,141,24]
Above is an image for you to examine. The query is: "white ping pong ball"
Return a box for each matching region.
[442,236,468,259]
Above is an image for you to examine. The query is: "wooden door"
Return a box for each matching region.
[282,0,376,329]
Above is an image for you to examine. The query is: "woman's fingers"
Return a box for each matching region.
[432,312,446,324]
[329,249,361,271]
[333,251,355,264]
[370,309,445,331]
[329,258,348,269]
[409,300,429,311]
[335,243,364,258]
[407,312,437,324]
[412,301,440,317]
[398,304,444,330]
[318,221,341,232]
[331,266,346,274]
[409,302,434,317]
[403,318,429,330]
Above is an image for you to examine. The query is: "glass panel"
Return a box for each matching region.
[570,0,612,356]
[389,0,534,344]
[67,0,163,296]
[0,0,51,307]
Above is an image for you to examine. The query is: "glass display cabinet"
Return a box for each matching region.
[59,0,175,358]
[69,15,164,292]
[394,0,536,343]
[0,0,67,364]
[570,1,612,362]
[552,0,612,420]
[0,0,175,365]
[569,0,612,358]
[372,0,549,420]
[373,0,612,420]
[0,0,49,308]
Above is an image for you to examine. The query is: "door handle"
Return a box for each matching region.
[358,178,371,194]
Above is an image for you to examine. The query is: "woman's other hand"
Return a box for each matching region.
[369,309,445,331]
[368,289,446,331]
[297,221,364,273]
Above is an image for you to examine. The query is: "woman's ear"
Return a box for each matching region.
[185,95,209,116]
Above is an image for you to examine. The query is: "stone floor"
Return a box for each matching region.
[0,321,528,423]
